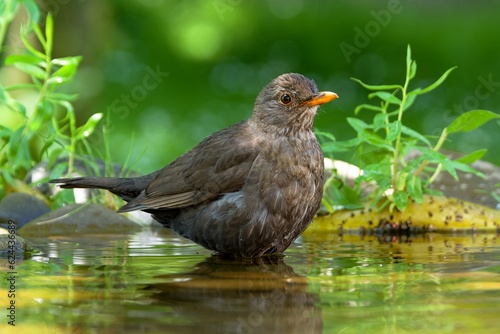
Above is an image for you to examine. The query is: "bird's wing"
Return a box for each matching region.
[118,121,258,212]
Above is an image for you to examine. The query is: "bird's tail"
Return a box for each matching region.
[49,176,151,202]
[50,177,114,188]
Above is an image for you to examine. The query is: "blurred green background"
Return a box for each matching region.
[41,0,500,172]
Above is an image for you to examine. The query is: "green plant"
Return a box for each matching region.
[320,45,500,212]
[0,1,102,199]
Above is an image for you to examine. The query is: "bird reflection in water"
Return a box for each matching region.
[146,256,322,334]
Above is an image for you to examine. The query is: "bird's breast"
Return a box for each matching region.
[246,131,324,220]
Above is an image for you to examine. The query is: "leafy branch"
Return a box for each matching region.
[0,3,102,198]
[321,45,500,212]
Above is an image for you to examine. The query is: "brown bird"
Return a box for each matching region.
[51,73,338,257]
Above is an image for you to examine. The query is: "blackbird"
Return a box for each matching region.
[51,73,338,257]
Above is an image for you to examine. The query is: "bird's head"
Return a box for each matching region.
[252,73,338,133]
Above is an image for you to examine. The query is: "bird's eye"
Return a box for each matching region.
[280,93,292,105]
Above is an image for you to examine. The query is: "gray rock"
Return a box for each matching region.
[0,234,36,259]
[18,204,143,238]
[0,193,51,229]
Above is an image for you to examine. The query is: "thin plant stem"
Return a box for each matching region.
[391,79,409,191]
[428,163,443,184]
[413,128,448,178]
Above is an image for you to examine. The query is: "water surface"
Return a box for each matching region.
[2,227,499,333]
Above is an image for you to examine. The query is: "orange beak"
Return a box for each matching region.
[304,91,339,107]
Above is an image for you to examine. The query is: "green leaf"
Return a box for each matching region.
[47,92,79,101]
[416,147,448,163]
[315,130,336,142]
[47,76,66,85]
[402,92,417,111]
[323,175,364,210]
[409,60,417,80]
[415,147,462,178]
[20,25,46,59]
[33,23,47,50]
[48,160,69,179]
[406,175,423,204]
[0,125,13,140]
[74,113,104,139]
[5,83,38,91]
[12,62,46,79]
[50,63,78,79]
[5,54,45,66]
[9,125,27,156]
[9,100,27,116]
[394,190,409,211]
[449,160,484,178]
[439,158,484,180]
[409,66,457,96]
[455,149,487,164]
[362,163,393,186]
[347,117,369,133]
[446,109,500,133]
[406,44,412,75]
[57,100,75,114]
[439,161,458,180]
[48,57,81,84]
[357,147,391,166]
[365,134,394,152]
[386,121,402,142]
[47,148,63,169]
[373,113,388,131]
[401,125,431,146]
[39,131,57,157]
[51,56,81,67]
[351,78,401,91]
[321,138,362,153]
[368,91,402,105]
[45,13,54,50]
[354,103,383,115]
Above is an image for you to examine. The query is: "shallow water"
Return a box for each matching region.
[1,227,500,334]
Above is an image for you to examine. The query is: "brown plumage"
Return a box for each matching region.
[51,73,338,257]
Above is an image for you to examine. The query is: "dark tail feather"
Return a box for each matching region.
[49,176,152,202]
[50,177,117,189]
